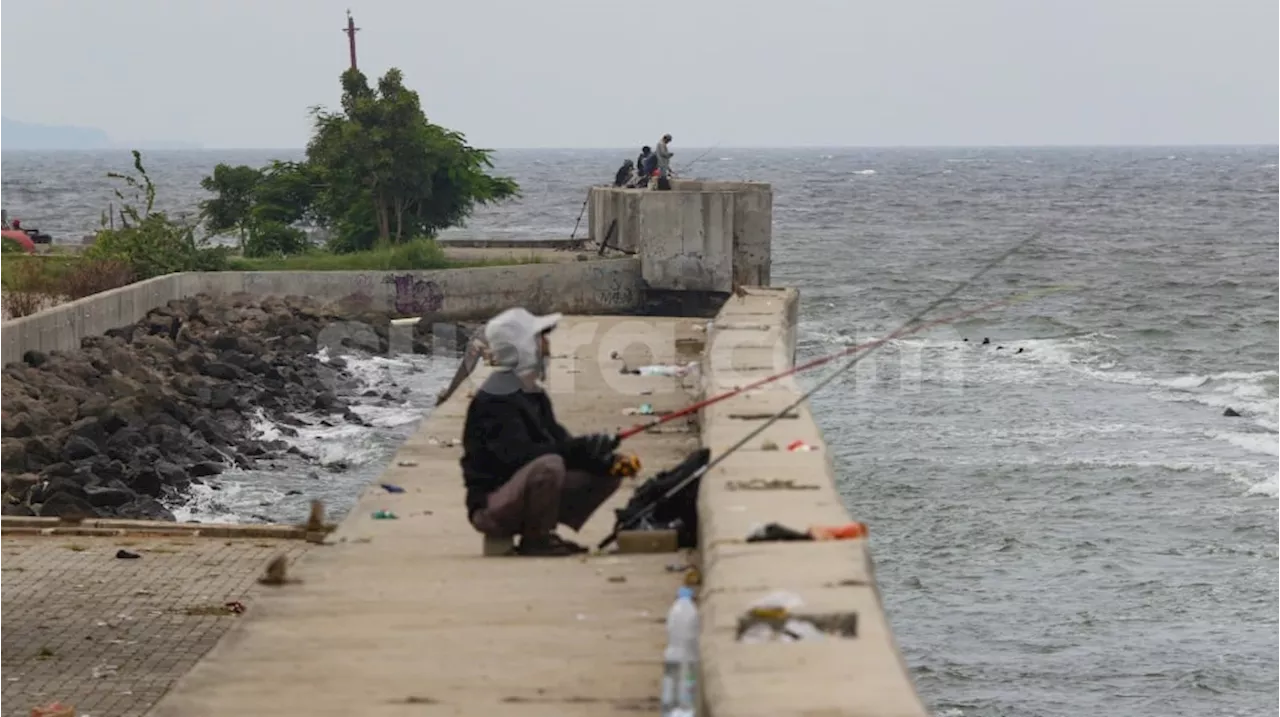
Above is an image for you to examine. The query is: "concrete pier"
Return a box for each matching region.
[697,289,927,716]
[148,316,709,717]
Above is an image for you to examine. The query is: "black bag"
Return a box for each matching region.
[612,448,710,549]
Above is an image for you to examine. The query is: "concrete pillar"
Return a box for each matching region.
[589,180,772,294]
[637,191,735,292]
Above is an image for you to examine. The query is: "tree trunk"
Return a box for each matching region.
[375,196,390,243]
[394,198,405,243]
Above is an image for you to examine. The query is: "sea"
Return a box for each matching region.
[3,146,1277,717]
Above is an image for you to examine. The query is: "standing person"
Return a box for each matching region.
[636,146,652,173]
[655,134,674,190]
[460,308,625,556]
[639,148,660,189]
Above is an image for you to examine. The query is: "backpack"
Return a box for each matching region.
[612,448,710,549]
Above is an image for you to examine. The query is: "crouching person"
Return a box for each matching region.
[461,308,623,556]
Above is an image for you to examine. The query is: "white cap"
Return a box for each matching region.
[483,308,562,373]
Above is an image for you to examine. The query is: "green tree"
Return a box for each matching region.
[198,163,263,248]
[198,66,519,255]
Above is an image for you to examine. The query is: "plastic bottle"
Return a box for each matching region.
[660,586,700,717]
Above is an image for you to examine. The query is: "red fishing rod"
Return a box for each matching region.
[600,233,1061,549]
[615,284,1071,441]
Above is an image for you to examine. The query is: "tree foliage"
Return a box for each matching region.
[90,151,230,278]
[199,67,518,255]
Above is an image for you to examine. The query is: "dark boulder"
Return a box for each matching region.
[84,480,136,508]
[61,434,100,462]
[38,490,97,518]
[116,496,175,521]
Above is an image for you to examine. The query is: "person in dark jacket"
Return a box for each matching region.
[614,159,634,187]
[460,308,623,556]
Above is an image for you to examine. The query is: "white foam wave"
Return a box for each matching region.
[167,480,269,524]
[853,169,876,175]
[166,349,453,523]
[1246,474,1278,497]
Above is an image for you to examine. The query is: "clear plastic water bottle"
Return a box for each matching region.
[660,586,700,717]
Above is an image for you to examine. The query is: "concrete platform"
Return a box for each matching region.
[147,316,708,717]
[696,288,928,717]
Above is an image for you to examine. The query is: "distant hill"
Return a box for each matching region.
[3,117,111,149]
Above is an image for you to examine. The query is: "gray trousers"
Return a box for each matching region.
[470,454,622,539]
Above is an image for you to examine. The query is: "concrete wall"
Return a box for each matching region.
[697,288,927,717]
[1,260,643,366]
[0,275,185,366]
[588,180,772,291]
[588,187,643,254]
[183,259,643,321]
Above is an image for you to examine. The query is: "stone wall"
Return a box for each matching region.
[696,288,927,716]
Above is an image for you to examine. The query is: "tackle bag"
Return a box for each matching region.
[611,448,710,549]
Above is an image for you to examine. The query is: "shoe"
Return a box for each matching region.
[547,534,589,554]
[516,535,579,557]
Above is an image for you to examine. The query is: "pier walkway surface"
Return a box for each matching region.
[149,316,707,717]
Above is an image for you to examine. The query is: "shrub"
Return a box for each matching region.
[1,259,54,317]
[56,259,136,300]
[91,150,231,279]
[1,237,27,254]
[245,221,310,258]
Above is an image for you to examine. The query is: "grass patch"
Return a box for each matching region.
[229,239,451,272]
[63,543,88,552]
[227,239,541,271]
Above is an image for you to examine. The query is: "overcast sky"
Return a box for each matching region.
[2,0,1276,148]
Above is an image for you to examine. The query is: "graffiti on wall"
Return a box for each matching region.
[385,274,445,316]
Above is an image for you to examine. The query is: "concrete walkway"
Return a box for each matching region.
[149,316,707,717]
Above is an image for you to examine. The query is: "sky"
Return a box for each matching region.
[2,0,1276,149]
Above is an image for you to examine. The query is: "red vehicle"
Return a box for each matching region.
[1,229,36,253]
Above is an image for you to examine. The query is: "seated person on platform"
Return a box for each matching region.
[614,159,634,187]
[461,308,623,556]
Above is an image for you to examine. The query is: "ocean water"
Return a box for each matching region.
[3,146,1277,717]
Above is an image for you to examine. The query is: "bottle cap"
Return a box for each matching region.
[677,586,694,600]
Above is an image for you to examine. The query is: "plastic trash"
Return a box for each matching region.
[810,522,868,540]
[636,363,697,378]
[660,586,700,716]
[737,592,826,643]
[786,440,817,452]
[30,702,76,717]
[371,510,398,520]
[379,483,406,494]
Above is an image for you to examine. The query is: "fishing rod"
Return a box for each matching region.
[677,143,721,176]
[615,282,1072,441]
[598,231,1048,550]
[568,193,590,242]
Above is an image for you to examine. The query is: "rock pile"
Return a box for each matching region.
[1,292,470,521]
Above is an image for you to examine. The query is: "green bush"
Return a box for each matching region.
[90,151,230,279]
[1,237,26,254]
[244,221,309,258]
[87,214,228,279]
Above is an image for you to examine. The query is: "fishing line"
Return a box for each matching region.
[599,231,1051,550]
[616,282,1075,440]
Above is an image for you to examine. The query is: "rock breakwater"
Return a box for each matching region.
[1,293,471,521]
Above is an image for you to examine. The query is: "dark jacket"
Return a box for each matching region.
[640,152,658,177]
[460,374,570,515]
